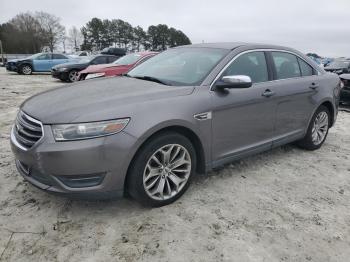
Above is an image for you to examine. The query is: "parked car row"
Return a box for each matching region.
[324,60,350,74]
[6,49,159,83]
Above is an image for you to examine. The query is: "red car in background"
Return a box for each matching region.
[78,51,158,80]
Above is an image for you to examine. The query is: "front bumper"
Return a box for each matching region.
[6,63,18,72]
[10,123,137,199]
[51,70,68,80]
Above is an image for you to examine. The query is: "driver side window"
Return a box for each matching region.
[223,51,268,84]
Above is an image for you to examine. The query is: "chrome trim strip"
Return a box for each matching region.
[209,48,321,91]
[12,111,44,151]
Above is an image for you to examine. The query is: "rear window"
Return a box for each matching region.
[298,58,314,77]
[271,52,301,80]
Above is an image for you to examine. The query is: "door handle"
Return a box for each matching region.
[309,83,319,89]
[262,89,275,97]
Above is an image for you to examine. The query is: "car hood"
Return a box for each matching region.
[9,58,28,63]
[21,77,195,124]
[81,64,130,74]
[53,61,88,69]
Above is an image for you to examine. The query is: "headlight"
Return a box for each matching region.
[85,72,105,80]
[58,67,68,72]
[52,118,130,141]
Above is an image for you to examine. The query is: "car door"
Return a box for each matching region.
[210,51,276,164]
[32,53,52,71]
[267,51,318,146]
[52,54,70,67]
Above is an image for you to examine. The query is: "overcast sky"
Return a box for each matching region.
[1,0,349,57]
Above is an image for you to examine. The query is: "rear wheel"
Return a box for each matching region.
[127,132,196,207]
[297,105,330,150]
[20,64,32,75]
[68,70,79,82]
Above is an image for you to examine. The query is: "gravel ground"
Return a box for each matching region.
[0,67,350,262]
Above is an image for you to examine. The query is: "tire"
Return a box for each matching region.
[68,69,79,82]
[127,132,197,207]
[20,64,32,75]
[297,105,330,150]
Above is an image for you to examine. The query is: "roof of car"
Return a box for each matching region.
[134,51,159,56]
[178,42,293,51]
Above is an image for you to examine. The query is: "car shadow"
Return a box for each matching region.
[25,143,303,215]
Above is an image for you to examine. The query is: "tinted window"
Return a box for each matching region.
[52,54,67,59]
[36,54,51,60]
[223,51,268,83]
[107,56,118,63]
[272,52,301,79]
[298,58,313,76]
[91,56,108,65]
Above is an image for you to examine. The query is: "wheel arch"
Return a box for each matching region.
[18,62,33,73]
[320,100,335,127]
[123,124,207,192]
[306,99,336,130]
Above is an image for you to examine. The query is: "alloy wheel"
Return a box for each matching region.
[311,111,329,145]
[69,70,79,82]
[22,65,32,75]
[143,144,192,201]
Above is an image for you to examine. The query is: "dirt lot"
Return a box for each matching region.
[0,67,350,262]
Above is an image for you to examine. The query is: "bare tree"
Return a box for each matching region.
[68,26,82,51]
[35,11,65,52]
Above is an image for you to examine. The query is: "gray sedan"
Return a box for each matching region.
[10,43,341,206]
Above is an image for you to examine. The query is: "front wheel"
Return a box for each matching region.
[68,70,79,82]
[20,64,32,75]
[127,132,197,207]
[297,105,330,150]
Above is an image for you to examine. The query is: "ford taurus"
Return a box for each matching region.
[10,43,341,206]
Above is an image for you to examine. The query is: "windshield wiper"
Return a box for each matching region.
[131,75,172,86]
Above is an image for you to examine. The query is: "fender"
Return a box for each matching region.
[305,98,337,134]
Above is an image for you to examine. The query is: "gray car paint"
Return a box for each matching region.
[11,43,341,197]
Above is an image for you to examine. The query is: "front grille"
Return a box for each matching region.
[14,111,43,149]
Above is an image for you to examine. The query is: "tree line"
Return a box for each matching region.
[0,12,191,54]
[81,18,191,52]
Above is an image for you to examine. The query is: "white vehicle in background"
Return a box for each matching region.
[68,51,90,59]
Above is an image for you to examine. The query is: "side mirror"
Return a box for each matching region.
[215,75,252,90]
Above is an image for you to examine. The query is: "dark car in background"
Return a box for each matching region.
[10,43,340,206]
[324,60,350,74]
[101,47,126,57]
[340,74,350,104]
[6,53,72,75]
[78,51,158,80]
[51,54,121,82]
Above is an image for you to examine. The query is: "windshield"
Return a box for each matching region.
[113,53,142,65]
[127,48,229,86]
[26,53,43,59]
[327,61,350,68]
[77,56,95,63]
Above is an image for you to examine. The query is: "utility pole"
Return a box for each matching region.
[0,40,4,66]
